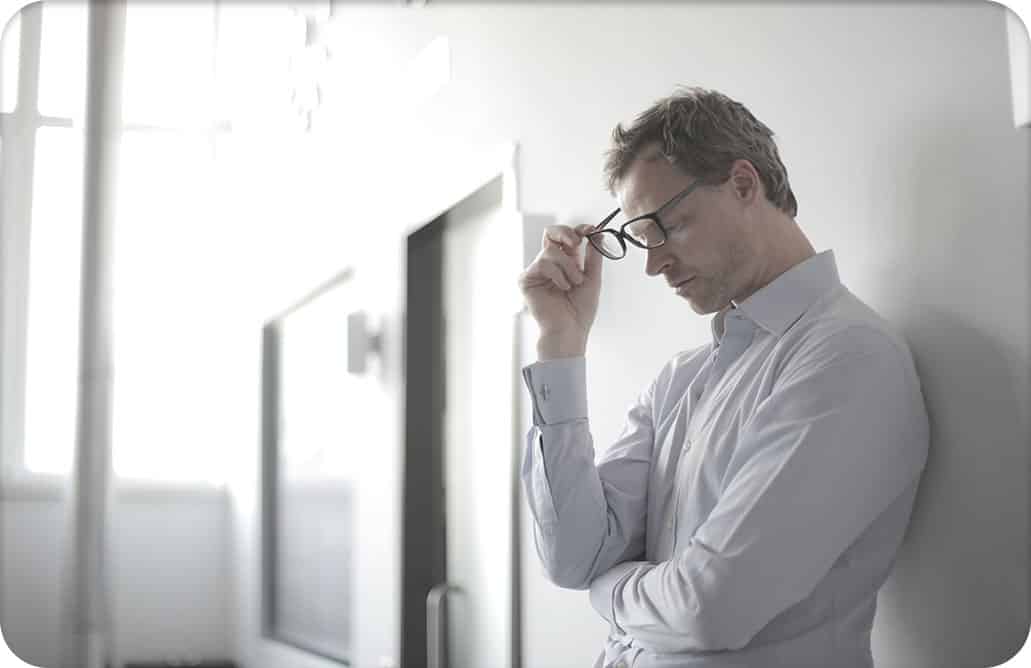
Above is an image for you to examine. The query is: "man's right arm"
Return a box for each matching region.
[518,222,656,586]
[521,355,655,589]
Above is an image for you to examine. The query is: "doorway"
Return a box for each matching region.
[401,175,523,668]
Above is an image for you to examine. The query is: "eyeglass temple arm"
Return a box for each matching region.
[657,180,700,215]
[591,208,622,233]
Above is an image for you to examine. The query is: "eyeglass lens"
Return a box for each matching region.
[591,231,624,258]
[625,218,665,248]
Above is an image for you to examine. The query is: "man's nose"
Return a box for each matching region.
[644,246,671,277]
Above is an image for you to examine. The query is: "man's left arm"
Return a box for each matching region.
[588,331,930,653]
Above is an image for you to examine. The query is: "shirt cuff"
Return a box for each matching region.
[521,357,588,426]
[589,561,641,632]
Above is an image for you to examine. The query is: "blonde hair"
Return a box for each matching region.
[604,86,798,217]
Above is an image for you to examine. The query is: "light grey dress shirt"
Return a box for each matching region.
[520,250,929,668]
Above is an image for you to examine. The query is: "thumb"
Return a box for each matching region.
[579,227,604,281]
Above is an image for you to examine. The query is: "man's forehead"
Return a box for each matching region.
[616,151,684,216]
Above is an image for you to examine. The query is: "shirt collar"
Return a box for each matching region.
[716,249,840,341]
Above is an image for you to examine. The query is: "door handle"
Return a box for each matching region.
[427,583,462,668]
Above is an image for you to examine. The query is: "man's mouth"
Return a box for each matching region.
[671,277,696,295]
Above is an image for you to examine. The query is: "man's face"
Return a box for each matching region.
[616,153,758,315]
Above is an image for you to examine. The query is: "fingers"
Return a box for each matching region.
[539,261,572,291]
[521,223,602,293]
[542,224,587,281]
[528,244,584,289]
[520,252,584,295]
[553,244,585,284]
[518,255,575,293]
[576,224,604,281]
[543,225,582,256]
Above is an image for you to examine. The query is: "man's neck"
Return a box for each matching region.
[754,217,816,295]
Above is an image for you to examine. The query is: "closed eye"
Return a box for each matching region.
[665,215,691,233]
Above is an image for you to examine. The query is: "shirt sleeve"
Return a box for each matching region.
[588,333,930,652]
[521,356,656,590]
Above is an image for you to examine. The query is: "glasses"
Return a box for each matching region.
[586,179,702,260]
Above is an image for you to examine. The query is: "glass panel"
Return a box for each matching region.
[122,3,216,127]
[270,275,356,662]
[1,11,20,113]
[23,127,85,475]
[38,1,87,120]
[111,130,222,482]
[442,193,516,668]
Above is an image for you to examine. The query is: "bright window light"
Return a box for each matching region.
[1,11,20,113]
[122,3,216,128]
[23,127,85,475]
[111,131,224,484]
[18,2,227,484]
[214,5,299,131]
[38,2,86,121]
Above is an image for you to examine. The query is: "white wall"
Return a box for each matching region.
[0,487,231,667]
[222,3,1028,668]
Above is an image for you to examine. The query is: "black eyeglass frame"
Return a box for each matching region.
[587,179,703,260]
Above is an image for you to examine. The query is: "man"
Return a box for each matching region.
[517,87,929,668]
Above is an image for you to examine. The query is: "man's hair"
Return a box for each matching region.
[603,86,798,217]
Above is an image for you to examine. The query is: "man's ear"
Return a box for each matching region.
[728,159,761,205]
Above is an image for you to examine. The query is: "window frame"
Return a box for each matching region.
[0,1,231,498]
[2,2,45,489]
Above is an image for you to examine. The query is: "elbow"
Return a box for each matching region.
[659,604,752,653]
[694,614,754,652]
[541,556,592,590]
[659,569,760,652]
[547,571,592,591]
[532,524,594,590]
[532,513,610,590]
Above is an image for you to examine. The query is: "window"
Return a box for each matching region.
[22,126,85,474]
[1,3,87,479]
[1,2,230,484]
[1,12,19,113]
[37,2,86,121]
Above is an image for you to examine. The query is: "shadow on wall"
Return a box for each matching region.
[882,308,1029,667]
[875,124,1029,668]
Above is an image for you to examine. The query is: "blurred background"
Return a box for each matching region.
[0,2,1028,668]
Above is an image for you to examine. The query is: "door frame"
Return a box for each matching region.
[396,141,526,668]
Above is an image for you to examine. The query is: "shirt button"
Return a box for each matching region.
[540,383,550,401]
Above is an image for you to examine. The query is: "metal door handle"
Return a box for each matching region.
[427,583,462,668]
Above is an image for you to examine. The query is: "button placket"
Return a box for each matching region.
[668,436,692,549]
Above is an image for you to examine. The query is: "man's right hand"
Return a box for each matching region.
[518,223,603,360]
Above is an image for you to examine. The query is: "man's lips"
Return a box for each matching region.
[670,277,695,289]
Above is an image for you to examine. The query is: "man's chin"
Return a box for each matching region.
[682,295,718,316]
[671,280,723,315]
